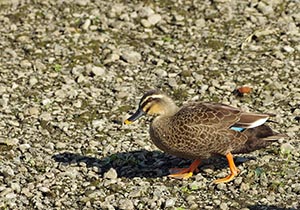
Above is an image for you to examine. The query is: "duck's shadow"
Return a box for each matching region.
[52,149,254,178]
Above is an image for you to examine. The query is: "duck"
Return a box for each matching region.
[124,90,284,184]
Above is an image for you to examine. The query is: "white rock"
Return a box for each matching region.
[35,60,46,71]
[174,14,184,21]
[40,112,52,121]
[55,89,66,99]
[138,7,155,18]
[39,186,50,193]
[56,142,67,149]
[141,19,151,28]
[168,78,177,87]
[75,0,89,6]
[104,168,118,179]
[195,18,206,27]
[5,138,19,146]
[121,50,141,64]
[42,98,51,106]
[104,53,120,64]
[147,14,161,25]
[20,60,32,68]
[118,199,134,210]
[26,107,39,116]
[45,142,55,150]
[2,166,14,177]
[5,192,16,199]
[257,2,274,15]
[280,143,294,155]
[29,76,38,86]
[81,19,91,30]
[154,69,167,77]
[165,198,176,208]
[19,144,31,152]
[10,182,21,193]
[92,119,105,129]
[220,202,229,210]
[283,46,295,53]
[91,66,106,76]
[77,74,86,83]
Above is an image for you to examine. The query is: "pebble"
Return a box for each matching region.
[185,195,195,203]
[234,177,243,185]
[81,19,91,30]
[121,50,141,64]
[257,2,274,15]
[42,98,51,106]
[141,19,151,28]
[24,107,39,116]
[280,143,294,155]
[168,77,177,87]
[165,198,176,208]
[20,60,32,68]
[188,181,204,190]
[216,183,227,190]
[17,35,30,43]
[5,138,19,146]
[0,1,299,210]
[220,202,229,210]
[118,199,134,210]
[29,76,38,86]
[76,74,86,83]
[10,182,21,193]
[147,14,161,25]
[1,166,15,177]
[19,144,31,152]
[35,60,46,71]
[104,168,118,179]
[40,112,52,121]
[92,119,105,129]
[104,53,120,64]
[154,69,167,77]
[75,0,89,6]
[91,66,106,76]
[39,186,50,193]
[195,18,206,27]
[56,142,67,149]
[138,7,154,18]
[283,46,295,53]
[5,192,17,199]
[292,183,300,193]
[240,183,250,191]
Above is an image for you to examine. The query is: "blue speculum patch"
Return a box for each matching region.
[230,127,245,132]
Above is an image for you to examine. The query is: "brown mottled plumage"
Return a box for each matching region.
[124,90,284,183]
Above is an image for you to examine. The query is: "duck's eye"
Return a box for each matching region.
[146,97,154,103]
[140,97,154,107]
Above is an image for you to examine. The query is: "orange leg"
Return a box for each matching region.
[213,152,240,184]
[168,159,201,179]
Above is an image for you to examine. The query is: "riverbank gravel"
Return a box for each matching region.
[0,0,299,209]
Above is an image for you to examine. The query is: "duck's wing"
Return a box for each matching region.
[173,102,270,129]
[232,112,269,129]
[173,102,241,128]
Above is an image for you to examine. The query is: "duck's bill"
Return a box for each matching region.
[124,109,145,125]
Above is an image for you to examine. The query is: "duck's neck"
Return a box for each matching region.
[161,97,179,116]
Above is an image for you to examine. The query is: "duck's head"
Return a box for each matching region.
[124,90,178,125]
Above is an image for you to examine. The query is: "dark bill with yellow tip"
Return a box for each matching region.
[124,108,145,124]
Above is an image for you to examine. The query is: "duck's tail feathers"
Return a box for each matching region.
[233,124,286,154]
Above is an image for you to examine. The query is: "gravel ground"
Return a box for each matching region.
[0,0,299,209]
